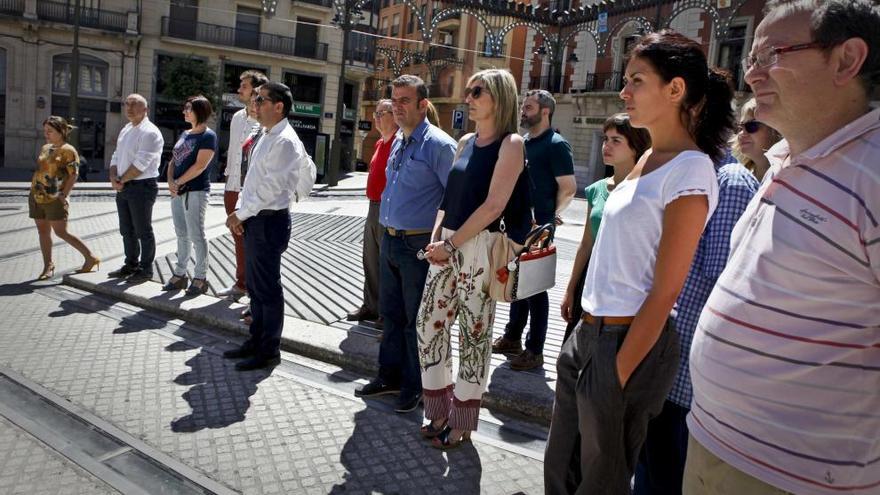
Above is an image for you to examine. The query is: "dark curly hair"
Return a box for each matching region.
[628,29,735,162]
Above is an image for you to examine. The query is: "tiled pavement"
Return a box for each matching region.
[0,188,551,494]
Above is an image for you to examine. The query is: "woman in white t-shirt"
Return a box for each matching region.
[544,30,735,494]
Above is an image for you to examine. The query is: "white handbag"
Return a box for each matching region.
[489,223,557,302]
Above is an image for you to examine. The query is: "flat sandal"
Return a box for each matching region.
[420,419,448,439]
[431,426,471,450]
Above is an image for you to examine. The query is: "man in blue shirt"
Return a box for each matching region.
[354,75,457,413]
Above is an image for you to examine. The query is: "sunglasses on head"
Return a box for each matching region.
[464,86,487,99]
[737,120,763,134]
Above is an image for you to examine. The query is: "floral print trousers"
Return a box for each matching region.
[417,229,496,431]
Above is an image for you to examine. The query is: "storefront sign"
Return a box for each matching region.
[289,116,320,132]
[292,102,322,117]
[358,120,372,131]
[343,108,357,121]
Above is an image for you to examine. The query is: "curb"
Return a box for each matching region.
[64,272,554,425]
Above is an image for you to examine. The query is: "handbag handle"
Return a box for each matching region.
[516,223,555,256]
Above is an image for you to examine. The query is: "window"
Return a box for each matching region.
[295,18,320,58]
[283,73,323,104]
[391,14,400,36]
[235,6,261,50]
[52,54,108,97]
[222,63,268,94]
[168,0,197,39]
[717,24,748,91]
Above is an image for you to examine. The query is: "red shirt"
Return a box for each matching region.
[366,135,395,201]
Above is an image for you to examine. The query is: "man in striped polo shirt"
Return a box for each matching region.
[685,1,880,494]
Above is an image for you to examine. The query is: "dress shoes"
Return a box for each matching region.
[346,307,379,322]
[234,355,281,371]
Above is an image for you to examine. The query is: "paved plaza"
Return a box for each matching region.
[0,177,591,494]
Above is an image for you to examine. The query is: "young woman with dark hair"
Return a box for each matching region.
[30,116,100,279]
[560,113,651,338]
[545,29,734,494]
[163,95,218,295]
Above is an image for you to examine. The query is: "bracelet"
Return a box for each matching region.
[443,239,457,254]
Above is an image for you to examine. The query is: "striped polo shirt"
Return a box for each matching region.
[688,107,880,495]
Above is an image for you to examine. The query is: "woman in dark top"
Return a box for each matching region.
[163,95,217,295]
[417,68,531,449]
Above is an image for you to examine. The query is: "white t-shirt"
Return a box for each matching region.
[581,150,719,316]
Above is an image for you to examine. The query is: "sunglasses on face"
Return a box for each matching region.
[254,95,275,105]
[736,120,763,134]
[464,86,487,99]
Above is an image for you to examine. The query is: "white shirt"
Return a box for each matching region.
[109,117,164,180]
[224,108,261,192]
[582,150,719,316]
[234,118,304,221]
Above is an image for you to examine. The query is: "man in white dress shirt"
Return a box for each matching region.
[217,70,266,300]
[223,81,305,371]
[107,94,165,283]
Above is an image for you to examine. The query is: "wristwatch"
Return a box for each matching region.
[442,239,457,254]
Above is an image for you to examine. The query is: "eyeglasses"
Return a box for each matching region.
[254,95,275,105]
[373,110,392,118]
[736,120,763,134]
[741,42,822,71]
[464,86,487,99]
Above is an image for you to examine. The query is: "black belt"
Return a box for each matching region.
[385,227,432,237]
[257,208,288,216]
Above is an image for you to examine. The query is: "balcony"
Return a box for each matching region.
[162,17,328,61]
[528,75,562,94]
[581,71,624,93]
[428,45,458,60]
[476,42,505,58]
[0,0,24,16]
[37,0,129,33]
[295,0,333,7]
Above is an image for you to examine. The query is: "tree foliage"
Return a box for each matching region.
[158,55,220,111]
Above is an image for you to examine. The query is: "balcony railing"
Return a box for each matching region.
[528,75,562,94]
[582,71,623,93]
[347,47,375,65]
[476,42,505,58]
[162,17,328,61]
[0,0,24,16]
[295,0,333,7]
[428,45,458,60]
[37,0,128,32]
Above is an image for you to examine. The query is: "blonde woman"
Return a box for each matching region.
[730,98,782,182]
[416,69,532,449]
[30,116,99,279]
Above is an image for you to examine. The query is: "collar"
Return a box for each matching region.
[400,118,430,144]
[130,116,150,128]
[526,127,554,142]
[265,118,289,136]
[767,106,880,167]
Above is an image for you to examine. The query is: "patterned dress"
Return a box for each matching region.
[31,143,79,203]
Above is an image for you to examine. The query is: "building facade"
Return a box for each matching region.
[0,0,376,179]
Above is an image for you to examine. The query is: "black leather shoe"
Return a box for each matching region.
[107,265,137,278]
[235,355,281,371]
[395,393,422,413]
[346,307,379,322]
[126,269,153,283]
[354,380,400,397]
[223,345,255,359]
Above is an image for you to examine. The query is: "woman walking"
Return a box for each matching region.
[30,116,100,280]
[416,69,532,449]
[163,95,217,295]
[545,30,734,494]
[560,113,650,340]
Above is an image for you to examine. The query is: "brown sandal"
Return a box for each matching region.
[420,419,448,439]
[431,426,471,450]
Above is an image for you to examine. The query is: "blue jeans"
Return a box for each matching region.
[243,211,291,359]
[503,291,549,353]
[170,191,209,279]
[377,231,430,397]
[116,178,157,272]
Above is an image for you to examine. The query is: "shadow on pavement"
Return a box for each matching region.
[47,292,115,318]
[330,406,483,494]
[168,343,272,433]
[0,281,39,297]
[487,365,554,444]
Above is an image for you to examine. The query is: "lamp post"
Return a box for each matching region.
[69,0,82,150]
[327,4,365,186]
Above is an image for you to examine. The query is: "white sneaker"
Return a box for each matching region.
[217,285,246,301]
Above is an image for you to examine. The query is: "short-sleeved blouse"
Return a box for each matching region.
[32,143,79,203]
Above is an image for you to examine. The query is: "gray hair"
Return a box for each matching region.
[392,75,428,101]
[125,93,148,108]
[524,89,556,121]
[377,98,393,110]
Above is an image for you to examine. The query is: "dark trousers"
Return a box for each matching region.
[116,178,157,272]
[504,291,549,353]
[224,191,247,290]
[545,319,680,495]
[377,231,430,397]
[360,201,383,314]
[243,211,291,359]
[634,400,690,495]
[564,265,589,342]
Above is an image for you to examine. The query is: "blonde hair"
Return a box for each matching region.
[730,98,782,173]
[425,100,441,127]
[467,69,518,136]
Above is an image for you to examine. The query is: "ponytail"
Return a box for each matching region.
[693,68,735,163]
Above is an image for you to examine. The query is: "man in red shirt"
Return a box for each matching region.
[347,99,397,327]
